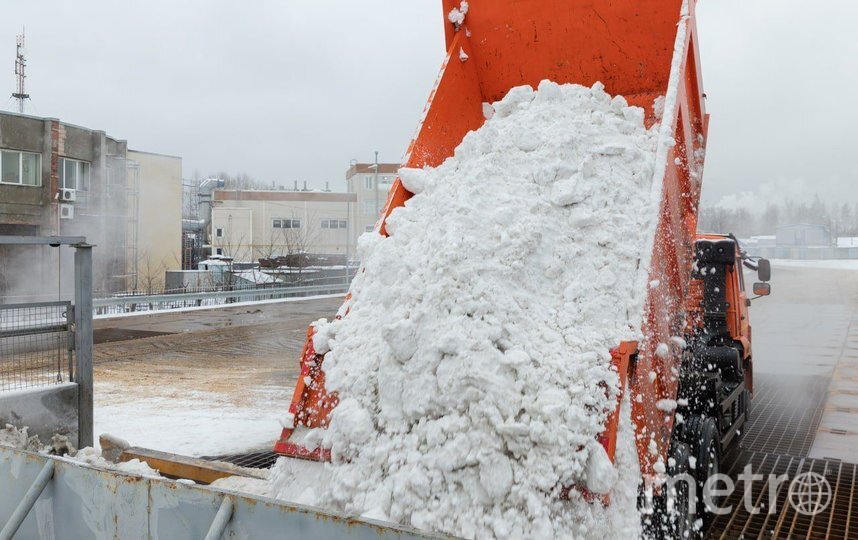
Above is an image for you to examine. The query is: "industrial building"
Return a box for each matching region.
[208,161,400,263]
[210,189,357,262]
[0,111,182,296]
[776,223,833,247]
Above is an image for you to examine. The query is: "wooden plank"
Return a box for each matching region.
[118,447,258,485]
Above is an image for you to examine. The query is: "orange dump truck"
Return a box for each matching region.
[274,1,771,535]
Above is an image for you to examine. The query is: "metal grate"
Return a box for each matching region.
[202,451,280,470]
[705,372,858,539]
[737,374,829,457]
[707,451,858,539]
[0,301,73,392]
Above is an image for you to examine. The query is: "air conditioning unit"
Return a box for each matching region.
[60,189,77,202]
[60,204,74,220]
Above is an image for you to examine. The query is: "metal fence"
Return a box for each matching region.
[0,235,94,448]
[93,272,355,316]
[0,302,74,392]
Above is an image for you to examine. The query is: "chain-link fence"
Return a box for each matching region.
[0,301,73,392]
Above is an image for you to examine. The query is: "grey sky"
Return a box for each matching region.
[3,1,856,202]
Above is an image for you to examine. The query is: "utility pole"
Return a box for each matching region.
[12,32,30,113]
[373,151,380,216]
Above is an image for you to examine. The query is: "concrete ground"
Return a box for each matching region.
[750,262,858,461]
[91,295,344,455]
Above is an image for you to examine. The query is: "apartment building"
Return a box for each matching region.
[0,111,182,295]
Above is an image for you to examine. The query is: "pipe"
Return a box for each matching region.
[203,496,234,540]
[0,460,55,540]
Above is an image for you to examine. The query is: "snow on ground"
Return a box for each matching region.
[770,259,858,270]
[270,81,659,539]
[94,384,286,457]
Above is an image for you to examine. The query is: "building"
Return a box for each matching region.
[775,224,833,247]
[210,189,357,262]
[345,162,399,246]
[0,111,182,296]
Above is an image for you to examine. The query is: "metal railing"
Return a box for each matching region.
[93,280,352,316]
[0,301,73,392]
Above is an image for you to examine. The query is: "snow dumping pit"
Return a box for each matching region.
[271,81,662,538]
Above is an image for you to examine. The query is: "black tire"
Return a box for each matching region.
[643,442,699,540]
[681,415,720,526]
[667,442,698,539]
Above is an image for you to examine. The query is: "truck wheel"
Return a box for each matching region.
[677,415,721,525]
[643,442,699,540]
[666,442,698,539]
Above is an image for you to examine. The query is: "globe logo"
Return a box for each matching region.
[788,472,832,516]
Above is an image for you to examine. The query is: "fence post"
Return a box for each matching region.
[73,243,94,449]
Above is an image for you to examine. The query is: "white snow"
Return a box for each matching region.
[268,81,660,538]
[94,386,287,457]
[655,399,677,412]
[448,1,469,27]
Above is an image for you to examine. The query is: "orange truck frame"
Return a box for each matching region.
[274,1,772,535]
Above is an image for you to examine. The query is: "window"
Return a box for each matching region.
[0,150,41,186]
[365,175,374,190]
[365,225,375,232]
[59,158,91,191]
[215,248,223,255]
[321,219,348,230]
[275,218,301,229]
[379,175,393,186]
[216,228,224,238]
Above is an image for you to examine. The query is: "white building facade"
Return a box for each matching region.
[211,190,357,262]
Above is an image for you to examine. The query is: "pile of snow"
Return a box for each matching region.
[0,424,43,452]
[271,81,660,538]
[0,424,76,455]
[69,447,162,478]
[1,425,160,477]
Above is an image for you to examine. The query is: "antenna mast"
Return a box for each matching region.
[12,32,30,113]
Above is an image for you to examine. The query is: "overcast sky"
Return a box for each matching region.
[2,1,856,203]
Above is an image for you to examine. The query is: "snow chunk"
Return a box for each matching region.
[399,167,430,195]
[311,318,335,354]
[655,399,677,412]
[447,1,469,27]
[586,443,618,495]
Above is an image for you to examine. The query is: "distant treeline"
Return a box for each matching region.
[698,195,858,238]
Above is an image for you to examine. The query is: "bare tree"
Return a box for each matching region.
[137,253,166,295]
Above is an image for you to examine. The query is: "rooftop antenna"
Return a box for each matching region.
[12,30,30,113]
